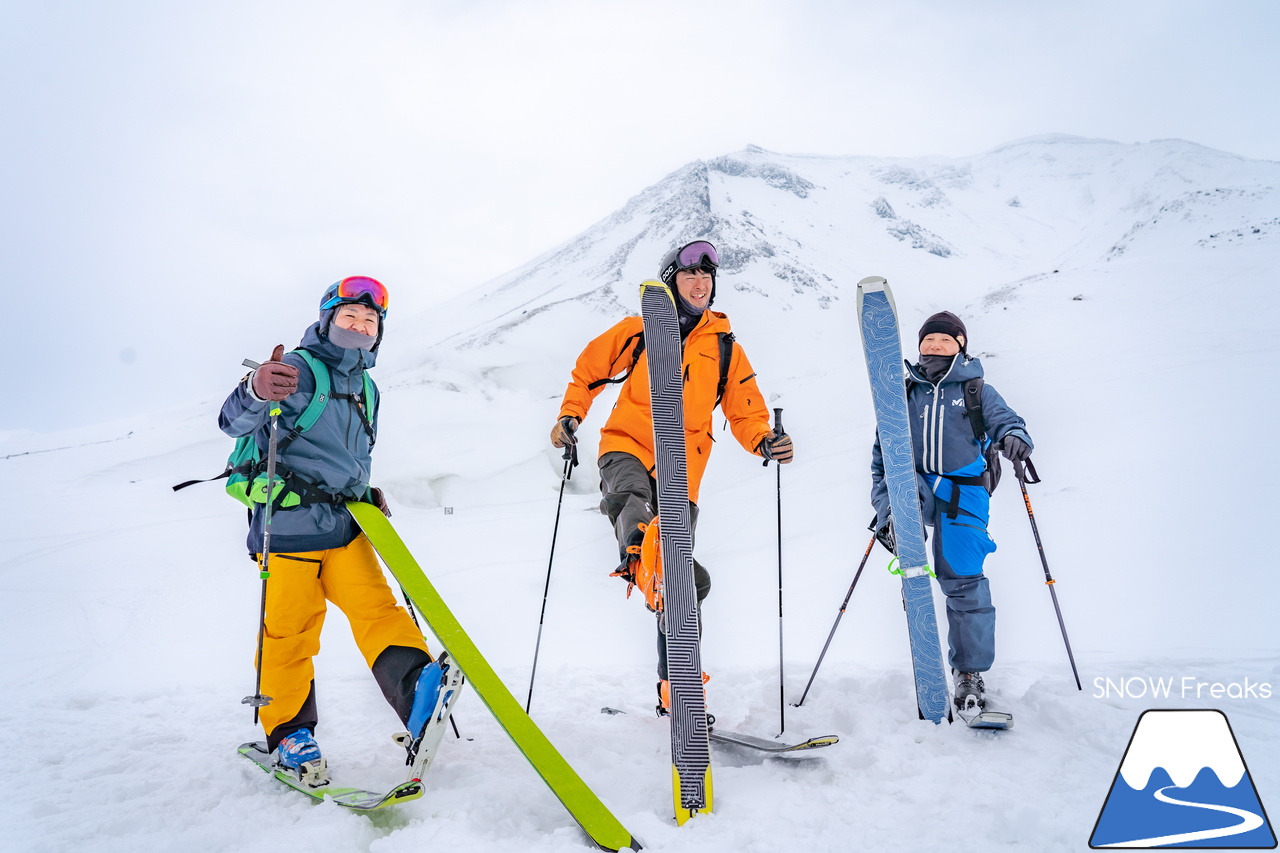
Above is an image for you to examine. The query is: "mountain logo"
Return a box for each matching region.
[1090,709,1276,848]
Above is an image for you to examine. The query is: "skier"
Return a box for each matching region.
[550,240,794,714]
[870,311,1032,711]
[219,276,445,785]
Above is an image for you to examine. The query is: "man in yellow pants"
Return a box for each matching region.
[219,276,443,785]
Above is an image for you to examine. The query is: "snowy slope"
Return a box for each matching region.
[2,136,1277,852]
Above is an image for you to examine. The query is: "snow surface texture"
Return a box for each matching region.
[2,135,1277,852]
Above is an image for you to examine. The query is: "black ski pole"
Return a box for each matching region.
[794,531,877,708]
[772,407,785,735]
[243,382,278,722]
[525,436,579,713]
[1014,458,1082,691]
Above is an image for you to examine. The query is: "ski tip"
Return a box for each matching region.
[638,279,674,304]
[857,275,888,291]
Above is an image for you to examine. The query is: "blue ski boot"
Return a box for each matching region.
[274,727,329,787]
[393,652,465,780]
[407,659,446,739]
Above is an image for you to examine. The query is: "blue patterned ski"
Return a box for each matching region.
[856,276,951,724]
[638,279,713,823]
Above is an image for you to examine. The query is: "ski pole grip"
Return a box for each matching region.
[242,358,262,370]
[773,407,785,438]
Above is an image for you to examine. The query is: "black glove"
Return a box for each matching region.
[369,487,392,518]
[1000,434,1031,463]
[874,516,896,554]
[757,432,794,463]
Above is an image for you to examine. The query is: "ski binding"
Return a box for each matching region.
[238,742,425,810]
[392,653,467,781]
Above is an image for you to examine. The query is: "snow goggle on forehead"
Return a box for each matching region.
[677,241,718,270]
[321,276,389,315]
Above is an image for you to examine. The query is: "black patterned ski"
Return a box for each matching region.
[638,279,713,824]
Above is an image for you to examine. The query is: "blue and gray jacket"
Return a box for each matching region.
[219,322,379,555]
[871,354,1031,525]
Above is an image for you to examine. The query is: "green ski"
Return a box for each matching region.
[346,501,641,852]
[238,741,425,810]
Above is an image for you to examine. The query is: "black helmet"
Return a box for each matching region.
[658,240,719,307]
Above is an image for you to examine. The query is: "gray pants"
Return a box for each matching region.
[598,451,710,680]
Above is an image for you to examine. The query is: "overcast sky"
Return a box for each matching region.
[3,0,1277,432]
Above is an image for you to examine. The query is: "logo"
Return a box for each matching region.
[1090,710,1276,848]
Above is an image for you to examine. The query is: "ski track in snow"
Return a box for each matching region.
[3,138,1279,851]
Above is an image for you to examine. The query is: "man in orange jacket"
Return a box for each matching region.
[550,240,793,713]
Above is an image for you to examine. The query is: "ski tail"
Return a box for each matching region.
[673,764,714,826]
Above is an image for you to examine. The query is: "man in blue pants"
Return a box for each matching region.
[870,312,1033,709]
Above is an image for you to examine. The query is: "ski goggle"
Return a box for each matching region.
[676,241,718,270]
[320,276,389,315]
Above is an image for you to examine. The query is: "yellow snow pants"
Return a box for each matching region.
[255,533,429,738]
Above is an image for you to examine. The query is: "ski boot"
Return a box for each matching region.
[610,525,646,584]
[953,669,987,712]
[274,727,330,788]
[392,652,466,781]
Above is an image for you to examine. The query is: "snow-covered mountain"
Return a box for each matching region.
[373,133,1280,664]
[3,135,1277,852]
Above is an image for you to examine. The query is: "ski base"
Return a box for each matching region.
[601,707,838,756]
[708,727,839,754]
[347,501,642,851]
[238,742,425,810]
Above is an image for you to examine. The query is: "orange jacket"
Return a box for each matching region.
[558,311,773,503]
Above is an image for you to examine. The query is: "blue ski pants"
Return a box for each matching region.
[927,477,997,673]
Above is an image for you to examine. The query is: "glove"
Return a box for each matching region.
[251,345,299,402]
[999,434,1031,463]
[757,432,794,464]
[550,416,579,448]
[369,486,392,518]
[874,516,896,554]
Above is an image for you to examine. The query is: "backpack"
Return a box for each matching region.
[587,331,737,405]
[961,377,1002,495]
[173,350,376,508]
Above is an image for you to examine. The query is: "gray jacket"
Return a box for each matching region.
[219,322,379,554]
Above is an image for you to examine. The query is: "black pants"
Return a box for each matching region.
[598,451,711,679]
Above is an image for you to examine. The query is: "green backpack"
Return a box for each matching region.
[173,349,376,508]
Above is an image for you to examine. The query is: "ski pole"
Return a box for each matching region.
[243,388,279,722]
[794,531,877,707]
[772,407,785,735]
[1013,458,1082,691]
[525,437,579,713]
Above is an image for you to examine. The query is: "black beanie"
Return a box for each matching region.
[918,311,967,352]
